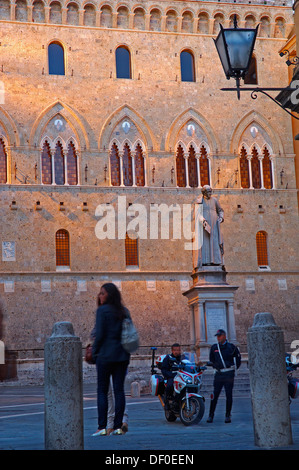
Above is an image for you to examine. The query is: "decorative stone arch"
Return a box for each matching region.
[261,142,273,156]
[239,141,250,154]
[181,7,195,17]
[165,108,219,154]
[99,104,156,152]
[29,100,90,150]
[133,138,146,153]
[198,140,211,154]
[198,9,210,17]
[176,140,188,154]
[82,0,98,9]
[229,110,284,156]
[186,140,199,154]
[0,106,20,147]
[249,142,262,155]
[164,6,180,16]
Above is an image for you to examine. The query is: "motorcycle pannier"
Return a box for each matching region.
[288,377,299,399]
[150,374,165,396]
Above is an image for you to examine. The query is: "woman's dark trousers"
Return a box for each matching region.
[96,360,129,430]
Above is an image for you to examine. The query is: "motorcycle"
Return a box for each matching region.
[149,347,206,426]
[286,353,299,402]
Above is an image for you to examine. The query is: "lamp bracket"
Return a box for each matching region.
[221,86,299,120]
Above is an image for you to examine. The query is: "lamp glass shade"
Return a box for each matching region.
[215,25,258,78]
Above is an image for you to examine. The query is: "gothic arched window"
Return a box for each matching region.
[176,144,186,187]
[135,143,145,186]
[54,141,65,185]
[251,146,261,189]
[41,140,52,184]
[122,143,133,186]
[262,147,273,189]
[240,146,250,188]
[199,145,210,186]
[66,141,78,185]
[0,138,7,184]
[188,145,198,187]
[110,143,121,186]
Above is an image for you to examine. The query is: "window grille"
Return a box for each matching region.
[56,229,70,267]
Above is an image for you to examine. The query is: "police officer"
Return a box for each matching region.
[161,343,184,399]
[207,329,241,423]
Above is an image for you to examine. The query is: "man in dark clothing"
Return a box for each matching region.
[207,329,241,423]
[161,343,184,399]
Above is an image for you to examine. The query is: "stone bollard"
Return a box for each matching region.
[44,321,84,450]
[131,381,141,398]
[247,312,292,448]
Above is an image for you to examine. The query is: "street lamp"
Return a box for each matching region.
[214,15,299,120]
[214,15,258,99]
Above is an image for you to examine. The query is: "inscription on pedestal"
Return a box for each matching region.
[205,302,227,343]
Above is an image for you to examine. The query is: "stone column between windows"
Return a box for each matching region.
[270,155,275,189]
[10,3,15,21]
[50,149,55,185]
[120,155,124,186]
[132,154,136,187]
[61,7,67,25]
[258,155,265,189]
[44,6,50,24]
[184,155,190,188]
[207,155,212,187]
[196,153,201,188]
[64,147,68,186]
[247,155,253,189]
[27,5,33,22]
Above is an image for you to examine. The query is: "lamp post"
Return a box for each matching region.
[214,15,299,119]
[214,15,258,99]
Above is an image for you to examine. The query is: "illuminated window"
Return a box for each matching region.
[180,50,195,82]
[116,46,131,79]
[48,42,65,75]
[125,233,138,266]
[256,231,268,266]
[56,229,70,267]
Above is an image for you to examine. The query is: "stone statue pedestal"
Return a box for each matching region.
[183,266,239,361]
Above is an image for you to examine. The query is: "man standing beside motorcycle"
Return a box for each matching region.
[207,329,241,423]
[161,343,185,400]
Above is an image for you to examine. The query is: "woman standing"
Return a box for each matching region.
[92,283,130,436]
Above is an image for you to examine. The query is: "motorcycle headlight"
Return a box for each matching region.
[181,373,192,384]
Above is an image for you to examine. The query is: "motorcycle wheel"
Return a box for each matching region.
[179,396,205,426]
